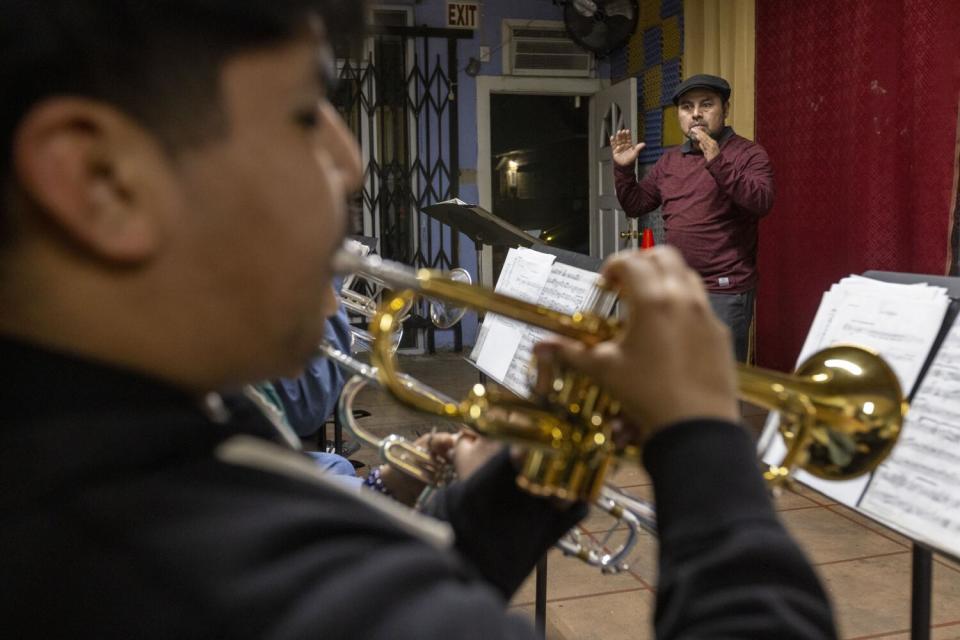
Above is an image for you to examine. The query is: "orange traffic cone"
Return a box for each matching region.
[641,228,655,249]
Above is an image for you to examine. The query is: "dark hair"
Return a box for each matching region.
[0,0,365,240]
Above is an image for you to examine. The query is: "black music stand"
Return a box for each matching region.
[531,242,602,272]
[421,199,539,287]
[422,201,554,636]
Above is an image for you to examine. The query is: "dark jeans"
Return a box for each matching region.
[708,289,755,363]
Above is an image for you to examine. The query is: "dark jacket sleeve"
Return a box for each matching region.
[102,456,546,640]
[643,419,837,639]
[272,307,352,437]
[423,448,588,599]
[705,142,775,217]
[615,161,663,217]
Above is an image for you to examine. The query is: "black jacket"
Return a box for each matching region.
[0,337,836,638]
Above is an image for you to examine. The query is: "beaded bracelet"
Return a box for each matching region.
[363,466,391,496]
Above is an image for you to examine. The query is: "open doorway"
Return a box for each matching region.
[490,94,589,256]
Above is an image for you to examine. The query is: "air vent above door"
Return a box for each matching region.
[503,20,595,77]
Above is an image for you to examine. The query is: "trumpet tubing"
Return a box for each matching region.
[350,326,403,354]
[319,341,456,488]
[333,249,907,504]
[371,291,614,501]
[336,252,472,332]
[555,485,657,574]
[340,288,381,318]
[320,340,654,574]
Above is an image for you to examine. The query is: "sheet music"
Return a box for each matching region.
[496,247,557,304]
[759,276,950,507]
[471,248,601,397]
[859,315,960,556]
[469,247,556,364]
[501,263,601,396]
[476,323,524,381]
[537,262,600,315]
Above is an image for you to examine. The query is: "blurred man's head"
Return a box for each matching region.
[0,1,365,391]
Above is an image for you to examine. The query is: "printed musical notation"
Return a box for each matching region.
[759,275,951,508]
[502,263,601,396]
[470,247,556,378]
[861,317,960,556]
[472,248,601,397]
[494,247,555,304]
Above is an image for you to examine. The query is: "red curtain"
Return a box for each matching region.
[754,0,960,371]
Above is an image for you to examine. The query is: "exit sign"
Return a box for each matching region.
[447,2,479,29]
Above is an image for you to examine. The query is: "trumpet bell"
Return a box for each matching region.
[760,345,905,482]
[429,267,472,329]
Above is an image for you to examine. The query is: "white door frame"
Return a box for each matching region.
[589,78,638,259]
[475,75,606,285]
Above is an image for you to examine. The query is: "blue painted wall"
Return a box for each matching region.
[403,0,611,347]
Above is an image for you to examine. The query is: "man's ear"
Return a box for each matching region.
[12,98,169,263]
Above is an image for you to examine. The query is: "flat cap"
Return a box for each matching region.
[671,74,731,105]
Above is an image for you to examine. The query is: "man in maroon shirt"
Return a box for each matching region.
[612,74,774,362]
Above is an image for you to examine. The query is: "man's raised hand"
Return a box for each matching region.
[610,129,645,167]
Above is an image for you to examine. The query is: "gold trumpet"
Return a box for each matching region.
[331,250,907,504]
[318,340,656,573]
[319,340,457,487]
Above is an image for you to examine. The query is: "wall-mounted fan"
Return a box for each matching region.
[563,0,639,57]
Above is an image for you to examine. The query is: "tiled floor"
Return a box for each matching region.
[338,352,960,639]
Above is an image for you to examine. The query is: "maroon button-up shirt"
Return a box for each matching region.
[614,128,774,293]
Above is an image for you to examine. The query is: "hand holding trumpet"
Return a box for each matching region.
[534,246,738,446]
[377,431,457,506]
[377,429,504,506]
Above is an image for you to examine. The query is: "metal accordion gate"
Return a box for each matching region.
[333,26,471,352]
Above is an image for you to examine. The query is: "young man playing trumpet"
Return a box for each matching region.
[0,1,835,637]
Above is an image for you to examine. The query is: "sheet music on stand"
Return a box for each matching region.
[758,275,951,508]
[469,246,605,398]
[859,313,960,557]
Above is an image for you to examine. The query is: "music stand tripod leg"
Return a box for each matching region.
[535,554,547,639]
[474,238,488,386]
[911,544,932,640]
[474,238,484,289]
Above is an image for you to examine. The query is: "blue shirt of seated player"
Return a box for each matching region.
[272,305,352,438]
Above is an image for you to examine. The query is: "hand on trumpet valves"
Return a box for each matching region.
[377,430,457,506]
[376,429,504,505]
[533,246,738,446]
